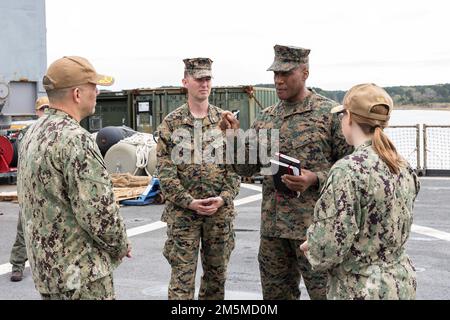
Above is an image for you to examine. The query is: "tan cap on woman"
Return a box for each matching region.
[331,83,393,121]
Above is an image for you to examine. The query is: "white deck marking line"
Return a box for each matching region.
[3,187,449,276]
[0,262,29,276]
[420,177,450,181]
[0,192,263,276]
[126,221,167,237]
[411,224,450,242]
[234,194,263,206]
[421,187,450,190]
[241,183,263,192]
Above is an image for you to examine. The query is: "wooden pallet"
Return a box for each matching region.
[111,173,151,188]
[0,188,147,203]
[111,174,153,203]
[0,191,18,202]
[113,186,148,202]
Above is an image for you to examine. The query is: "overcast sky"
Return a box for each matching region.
[46,0,450,91]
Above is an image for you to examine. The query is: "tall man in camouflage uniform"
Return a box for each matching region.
[157,58,240,300]
[220,45,352,300]
[9,96,49,282]
[17,56,131,300]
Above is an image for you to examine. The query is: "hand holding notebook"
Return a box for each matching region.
[270,152,301,197]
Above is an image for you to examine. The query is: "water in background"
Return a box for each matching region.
[390,110,450,126]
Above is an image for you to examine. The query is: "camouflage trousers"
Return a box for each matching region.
[40,274,115,300]
[258,236,327,300]
[9,210,28,272]
[163,217,235,300]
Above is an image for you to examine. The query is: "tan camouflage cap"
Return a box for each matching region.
[267,45,311,72]
[35,96,49,110]
[183,57,213,79]
[331,83,393,121]
[43,56,114,90]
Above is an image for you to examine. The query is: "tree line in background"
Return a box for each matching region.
[255,83,450,108]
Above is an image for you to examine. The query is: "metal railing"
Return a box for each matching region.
[385,124,450,176]
[385,125,421,172]
[423,125,450,176]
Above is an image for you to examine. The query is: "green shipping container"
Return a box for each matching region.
[132,87,188,134]
[81,91,132,132]
[84,86,278,133]
[209,86,278,131]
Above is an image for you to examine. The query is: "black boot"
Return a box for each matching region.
[10,270,23,282]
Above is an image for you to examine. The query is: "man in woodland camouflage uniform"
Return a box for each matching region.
[157,58,240,300]
[17,56,131,300]
[9,96,49,282]
[219,45,352,299]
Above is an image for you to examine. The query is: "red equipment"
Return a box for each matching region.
[0,135,15,173]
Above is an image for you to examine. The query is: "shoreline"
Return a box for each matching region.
[394,106,450,111]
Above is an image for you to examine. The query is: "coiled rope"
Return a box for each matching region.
[120,133,157,176]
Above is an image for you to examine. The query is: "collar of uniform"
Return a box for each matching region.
[355,139,373,152]
[281,88,316,118]
[180,103,221,127]
[47,108,78,123]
